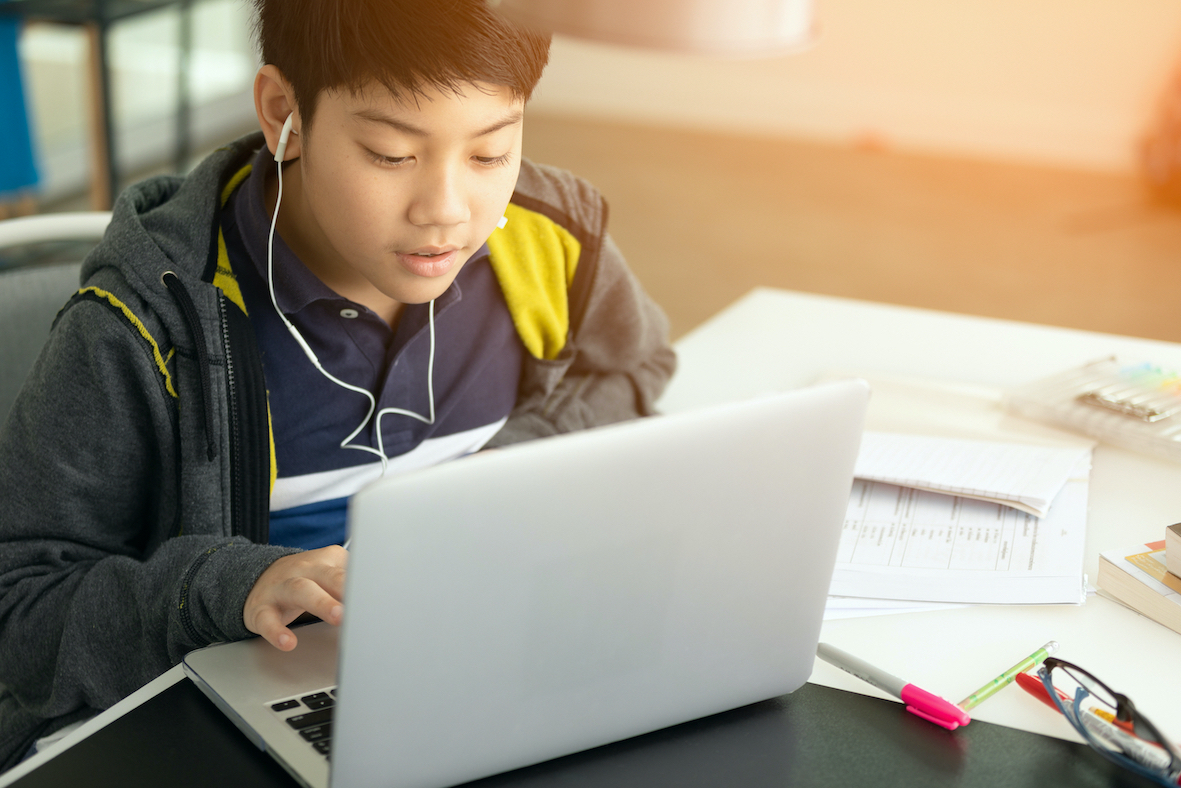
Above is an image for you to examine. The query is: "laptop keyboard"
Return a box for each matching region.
[269,687,336,759]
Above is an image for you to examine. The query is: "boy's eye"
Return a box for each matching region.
[362,147,510,168]
[474,153,511,167]
[365,148,410,167]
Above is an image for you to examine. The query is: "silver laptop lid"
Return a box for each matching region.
[332,379,869,788]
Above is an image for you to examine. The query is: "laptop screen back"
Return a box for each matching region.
[332,379,868,788]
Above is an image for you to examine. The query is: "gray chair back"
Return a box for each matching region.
[0,212,110,425]
[0,262,84,424]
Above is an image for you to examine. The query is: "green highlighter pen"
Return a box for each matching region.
[958,640,1059,711]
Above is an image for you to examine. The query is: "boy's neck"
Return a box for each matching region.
[264,160,405,328]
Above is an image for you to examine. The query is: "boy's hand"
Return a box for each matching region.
[244,545,348,651]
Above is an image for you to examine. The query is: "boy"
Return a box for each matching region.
[0,0,675,769]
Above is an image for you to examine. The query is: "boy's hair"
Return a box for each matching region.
[252,0,551,128]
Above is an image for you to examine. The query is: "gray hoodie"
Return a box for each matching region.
[0,132,675,768]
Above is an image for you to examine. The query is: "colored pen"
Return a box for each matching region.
[957,641,1058,711]
[1014,670,1070,712]
[817,642,970,730]
[1091,707,1136,734]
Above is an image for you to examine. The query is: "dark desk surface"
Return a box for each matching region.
[9,678,1156,788]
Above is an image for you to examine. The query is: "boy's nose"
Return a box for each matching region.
[408,165,471,228]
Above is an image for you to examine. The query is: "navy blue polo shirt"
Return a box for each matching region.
[221,146,524,549]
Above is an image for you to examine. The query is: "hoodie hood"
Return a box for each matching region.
[80,133,265,344]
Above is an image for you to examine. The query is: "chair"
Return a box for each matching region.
[0,211,112,422]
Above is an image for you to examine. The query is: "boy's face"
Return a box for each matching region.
[279,80,524,312]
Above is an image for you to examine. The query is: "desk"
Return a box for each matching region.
[3,287,1179,787]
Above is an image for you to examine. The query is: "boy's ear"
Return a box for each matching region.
[255,65,303,161]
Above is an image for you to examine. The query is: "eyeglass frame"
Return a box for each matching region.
[1037,657,1181,787]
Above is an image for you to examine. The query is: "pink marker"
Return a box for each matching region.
[817,642,971,730]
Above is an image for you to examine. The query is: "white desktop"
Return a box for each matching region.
[657,287,1181,746]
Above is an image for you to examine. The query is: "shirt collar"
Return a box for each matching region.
[232,145,342,315]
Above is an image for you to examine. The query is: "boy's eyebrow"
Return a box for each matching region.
[352,108,524,138]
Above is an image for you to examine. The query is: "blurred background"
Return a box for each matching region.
[4,0,1181,341]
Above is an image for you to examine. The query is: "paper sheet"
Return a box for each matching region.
[854,432,1090,518]
[817,372,1094,609]
[822,595,965,620]
[830,448,1091,605]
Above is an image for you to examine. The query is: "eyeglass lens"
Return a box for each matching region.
[1057,665,1119,713]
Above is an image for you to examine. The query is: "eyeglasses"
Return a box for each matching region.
[1037,658,1181,787]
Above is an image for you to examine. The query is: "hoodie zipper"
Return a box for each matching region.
[216,291,272,544]
[163,274,261,539]
[217,293,247,536]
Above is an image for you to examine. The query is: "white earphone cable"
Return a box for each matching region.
[267,121,435,476]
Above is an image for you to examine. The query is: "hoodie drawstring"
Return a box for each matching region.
[162,271,218,461]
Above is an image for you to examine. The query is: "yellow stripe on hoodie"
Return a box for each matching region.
[485,202,581,361]
[212,163,253,315]
[78,287,178,398]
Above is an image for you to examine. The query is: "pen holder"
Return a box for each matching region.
[1004,357,1181,464]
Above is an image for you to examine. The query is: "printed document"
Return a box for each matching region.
[828,452,1091,605]
[816,373,1096,609]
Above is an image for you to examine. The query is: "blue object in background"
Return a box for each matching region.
[0,4,40,200]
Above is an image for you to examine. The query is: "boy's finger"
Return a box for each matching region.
[306,546,349,600]
[278,576,344,627]
[305,561,347,606]
[251,605,297,651]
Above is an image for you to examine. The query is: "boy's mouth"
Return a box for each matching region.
[397,247,460,278]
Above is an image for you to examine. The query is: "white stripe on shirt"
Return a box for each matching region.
[270,418,507,511]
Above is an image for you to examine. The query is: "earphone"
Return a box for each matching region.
[274,112,296,163]
[267,112,436,475]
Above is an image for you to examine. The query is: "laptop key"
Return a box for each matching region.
[299,724,332,743]
[312,740,332,756]
[270,699,301,713]
[285,708,333,730]
[301,692,335,710]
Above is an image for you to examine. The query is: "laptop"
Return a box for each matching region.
[183,378,869,788]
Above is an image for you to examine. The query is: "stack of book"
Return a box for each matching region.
[1096,523,1181,636]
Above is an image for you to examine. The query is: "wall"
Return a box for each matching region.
[528,0,1181,172]
[16,0,1181,198]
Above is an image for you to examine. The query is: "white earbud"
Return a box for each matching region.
[274,113,295,163]
[497,215,508,229]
